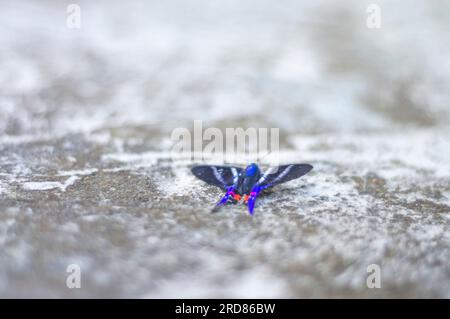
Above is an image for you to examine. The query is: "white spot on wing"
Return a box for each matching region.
[258,165,293,186]
[257,167,278,184]
[231,167,239,185]
[212,166,227,186]
[271,165,293,184]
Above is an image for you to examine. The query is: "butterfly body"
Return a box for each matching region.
[191,163,313,215]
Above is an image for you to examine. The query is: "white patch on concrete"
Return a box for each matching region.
[57,168,98,176]
[0,181,7,195]
[22,176,80,192]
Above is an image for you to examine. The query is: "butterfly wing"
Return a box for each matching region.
[246,164,313,215]
[257,164,313,190]
[192,165,244,213]
[191,165,243,190]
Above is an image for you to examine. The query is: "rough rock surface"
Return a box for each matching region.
[0,0,449,298]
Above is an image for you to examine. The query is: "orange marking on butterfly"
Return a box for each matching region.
[233,194,242,201]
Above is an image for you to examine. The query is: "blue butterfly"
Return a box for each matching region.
[191,163,313,215]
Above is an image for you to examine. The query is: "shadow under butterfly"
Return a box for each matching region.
[191,163,313,215]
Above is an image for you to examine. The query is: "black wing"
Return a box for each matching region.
[191,165,243,190]
[256,164,313,189]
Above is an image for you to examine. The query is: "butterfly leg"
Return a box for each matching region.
[212,186,241,213]
[247,186,263,215]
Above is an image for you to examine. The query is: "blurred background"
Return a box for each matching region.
[0,0,449,298]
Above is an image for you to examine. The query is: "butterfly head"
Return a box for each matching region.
[245,163,259,177]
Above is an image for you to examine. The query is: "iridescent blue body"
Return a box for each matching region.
[240,163,261,194]
[191,163,313,215]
